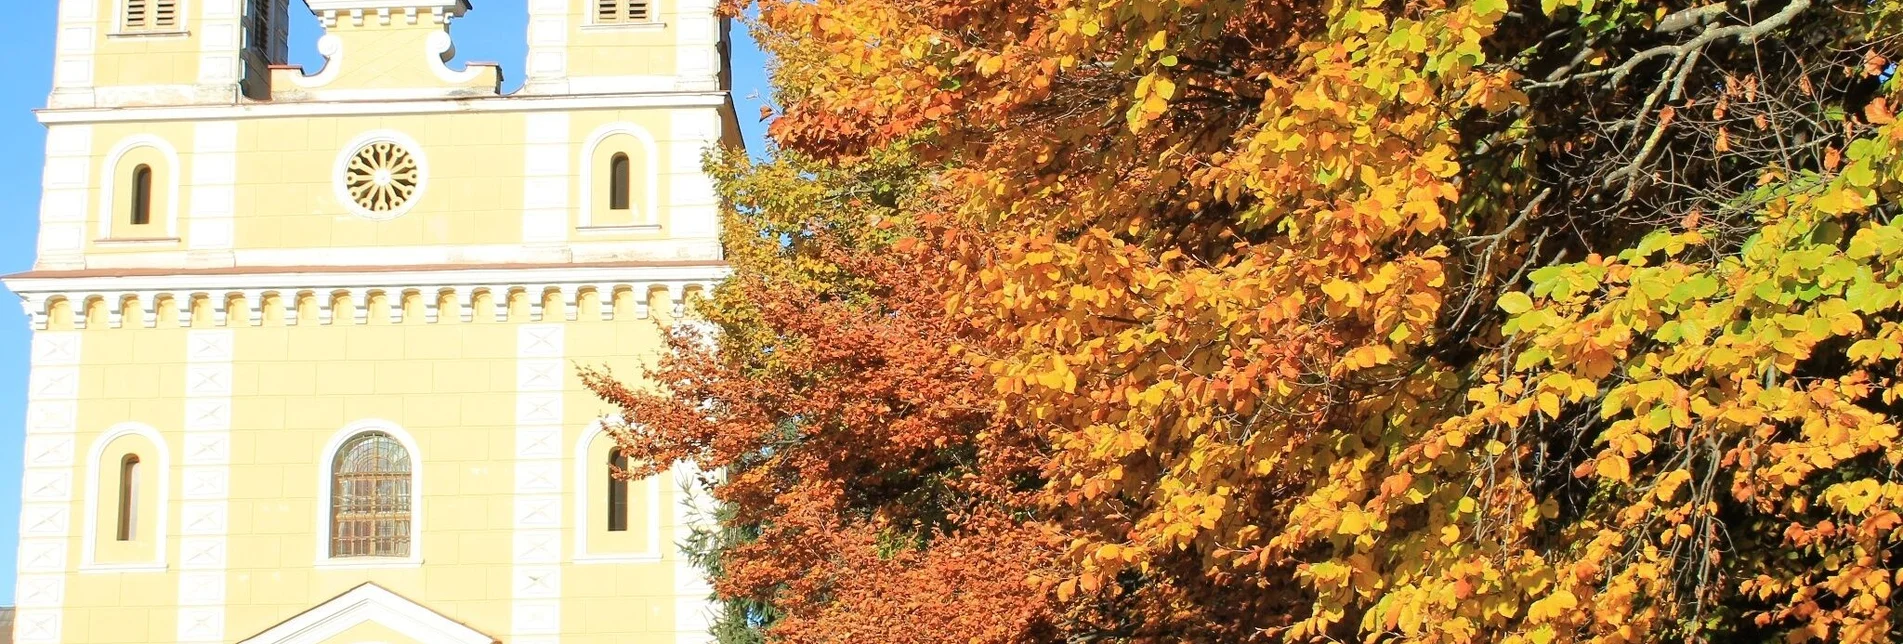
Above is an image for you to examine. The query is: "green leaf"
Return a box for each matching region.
[1499,292,1535,314]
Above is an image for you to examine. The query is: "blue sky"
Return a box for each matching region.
[0,1,775,603]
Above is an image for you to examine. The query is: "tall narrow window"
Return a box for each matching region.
[609,153,632,212]
[607,451,629,532]
[129,165,153,226]
[330,432,412,558]
[116,455,140,541]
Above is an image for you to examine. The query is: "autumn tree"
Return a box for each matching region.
[591,1,1903,642]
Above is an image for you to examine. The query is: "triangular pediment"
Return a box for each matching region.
[239,583,498,644]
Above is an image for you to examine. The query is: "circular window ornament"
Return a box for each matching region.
[334,132,427,220]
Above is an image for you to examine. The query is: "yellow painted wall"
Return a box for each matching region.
[45,302,699,643]
[77,108,694,256]
[21,0,735,642]
[88,0,204,88]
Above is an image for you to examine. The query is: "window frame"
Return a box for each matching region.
[577,124,663,233]
[80,422,170,573]
[328,432,413,559]
[116,0,189,36]
[591,0,657,26]
[574,423,664,563]
[98,136,182,243]
[316,420,424,568]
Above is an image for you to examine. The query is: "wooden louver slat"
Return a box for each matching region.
[124,0,149,30]
[246,0,271,57]
[153,0,177,27]
[124,0,179,31]
[597,0,652,23]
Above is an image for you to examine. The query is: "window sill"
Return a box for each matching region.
[573,552,663,565]
[581,22,667,32]
[108,30,191,39]
[577,224,662,236]
[79,562,168,574]
[95,237,181,246]
[314,557,423,569]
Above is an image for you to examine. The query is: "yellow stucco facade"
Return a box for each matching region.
[8,1,738,643]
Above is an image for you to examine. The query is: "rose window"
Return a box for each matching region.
[342,141,421,216]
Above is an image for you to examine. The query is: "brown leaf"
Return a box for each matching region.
[1866,51,1891,78]
[1824,146,1843,172]
[1681,208,1703,230]
[1867,97,1896,126]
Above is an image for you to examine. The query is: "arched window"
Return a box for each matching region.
[129,165,153,226]
[330,432,412,558]
[84,425,166,570]
[116,454,140,541]
[609,153,632,212]
[607,450,629,532]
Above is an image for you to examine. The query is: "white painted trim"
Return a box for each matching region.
[577,224,663,236]
[38,92,731,124]
[285,34,344,89]
[579,122,663,228]
[78,422,172,572]
[306,0,468,26]
[581,22,667,32]
[97,135,182,240]
[572,421,664,564]
[106,30,192,39]
[6,265,727,330]
[425,31,485,84]
[315,420,424,567]
[7,264,728,294]
[332,129,430,221]
[236,583,495,644]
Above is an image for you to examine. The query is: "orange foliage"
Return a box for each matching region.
[591,0,1903,642]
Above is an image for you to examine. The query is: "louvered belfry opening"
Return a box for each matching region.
[597,0,651,23]
[123,0,180,32]
[245,0,272,59]
[330,432,413,558]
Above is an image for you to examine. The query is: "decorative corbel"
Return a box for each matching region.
[282,292,303,326]
[385,290,407,324]
[452,286,476,323]
[107,294,128,330]
[596,285,618,321]
[350,288,373,325]
[176,293,200,329]
[558,284,582,322]
[528,287,549,322]
[241,290,267,327]
[487,286,511,323]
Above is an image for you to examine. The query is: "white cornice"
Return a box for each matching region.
[3,264,730,331]
[36,92,731,125]
[5,264,727,294]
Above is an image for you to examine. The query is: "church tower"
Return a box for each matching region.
[8,0,738,642]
